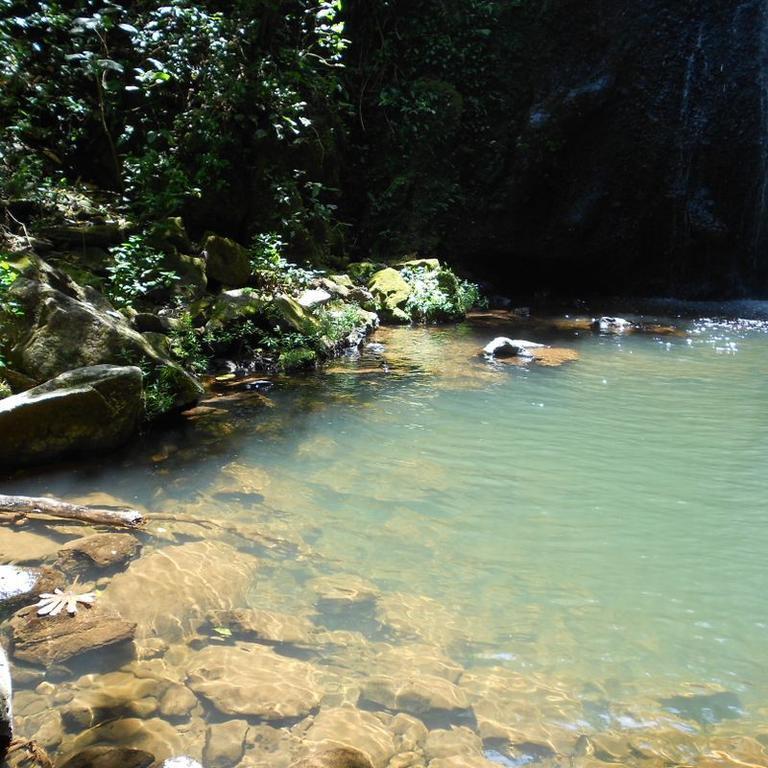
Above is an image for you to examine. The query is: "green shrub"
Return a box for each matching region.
[250,233,319,294]
[400,265,482,322]
[106,234,178,309]
[168,312,208,374]
[278,347,317,371]
[317,303,367,343]
[0,258,22,369]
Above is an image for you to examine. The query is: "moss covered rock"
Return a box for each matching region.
[0,365,143,467]
[202,235,251,288]
[3,257,202,415]
[368,268,412,323]
[273,294,321,336]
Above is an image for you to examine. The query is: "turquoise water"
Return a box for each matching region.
[6,309,768,762]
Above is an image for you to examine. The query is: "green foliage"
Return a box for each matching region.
[401,266,482,323]
[250,233,320,293]
[278,346,317,371]
[317,302,366,342]
[0,257,22,369]
[168,312,207,374]
[0,0,350,258]
[142,365,179,420]
[346,0,528,258]
[106,234,177,309]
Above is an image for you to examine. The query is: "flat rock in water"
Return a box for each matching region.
[56,533,141,570]
[299,707,395,768]
[206,608,315,646]
[57,746,154,768]
[102,541,258,641]
[591,316,632,333]
[187,644,323,720]
[291,747,375,768]
[162,760,203,768]
[359,671,469,716]
[9,606,135,665]
[69,717,200,766]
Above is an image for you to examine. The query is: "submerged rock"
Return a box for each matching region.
[299,707,395,768]
[203,719,248,768]
[0,365,143,467]
[103,541,257,641]
[57,746,154,768]
[309,574,379,613]
[359,671,469,716]
[56,533,141,571]
[206,608,315,646]
[482,338,545,358]
[187,643,323,720]
[8,606,136,665]
[68,717,198,765]
[290,747,374,768]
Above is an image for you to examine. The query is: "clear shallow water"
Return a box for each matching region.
[4,309,768,764]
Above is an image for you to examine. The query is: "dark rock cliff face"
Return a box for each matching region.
[460,0,768,297]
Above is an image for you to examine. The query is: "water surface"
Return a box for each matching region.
[5,308,768,765]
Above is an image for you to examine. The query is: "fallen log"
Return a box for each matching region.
[0,495,144,529]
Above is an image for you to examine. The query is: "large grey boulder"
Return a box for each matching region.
[0,365,143,467]
[3,257,202,412]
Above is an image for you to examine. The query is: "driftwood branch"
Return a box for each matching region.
[0,495,144,529]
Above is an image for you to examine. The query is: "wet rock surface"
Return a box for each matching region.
[103,541,257,641]
[57,746,155,768]
[205,608,315,646]
[8,605,136,665]
[56,533,141,571]
[187,644,324,720]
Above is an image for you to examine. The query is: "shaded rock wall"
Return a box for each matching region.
[346,0,768,297]
[463,0,768,297]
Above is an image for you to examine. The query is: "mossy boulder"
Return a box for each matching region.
[397,258,441,271]
[348,262,385,285]
[273,294,321,336]
[146,217,192,254]
[368,268,411,322]
[3,257,202,415]
[202,234,251,288]
[0,365,143,467]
